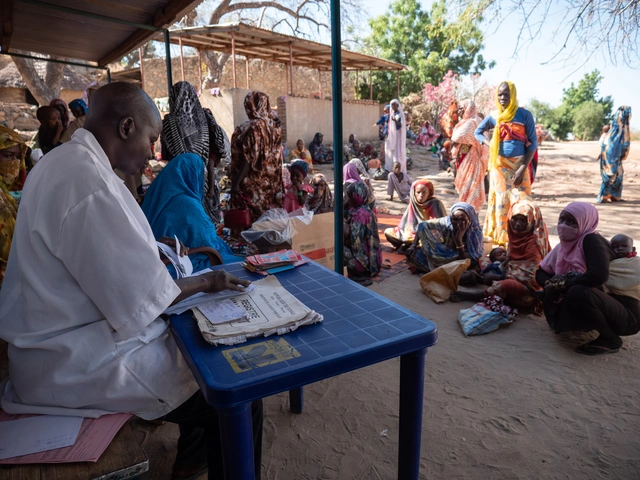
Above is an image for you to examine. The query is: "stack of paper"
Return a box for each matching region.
[243,250,307,274]
[193,275,323,346]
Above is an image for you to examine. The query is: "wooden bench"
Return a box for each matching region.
[0,340,149,480]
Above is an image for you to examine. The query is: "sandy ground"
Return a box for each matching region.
[141,141,640,479]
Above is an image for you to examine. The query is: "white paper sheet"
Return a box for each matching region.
[0,415,83,460]
[198,299,248,324]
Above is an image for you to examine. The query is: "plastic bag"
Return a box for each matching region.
[241,208,314,245]
[419,259,470,303]
[457,303,513,336]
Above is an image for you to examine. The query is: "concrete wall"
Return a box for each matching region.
[278,96,380,147]
[199,88,251,139]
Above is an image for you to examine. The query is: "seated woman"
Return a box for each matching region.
[536,202,640,355]
[384,179,445,252]
[406,202,483,277]
[308,132,333,164]
[414,120,437,146]
[344,181,382,285]
[453,200,551,311]
[288,138,313,172]
[141,153,238,276]
[0,125,27,287]
[305,173,333,214]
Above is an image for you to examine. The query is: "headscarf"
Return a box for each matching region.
[489,81,518,170]
[343,162,361,184]
[69,99,88,116]
[0,125,27,192]
[50,99,70,128]
[387,99,407,172]
[305,173,333,214]
[603,106,632,164]
[539,202,599,275]
[440,100,459,138]
[141,153,236,273]
[394,179,446,243]
[507,200,550,262]
[290,159,309,176]
[282,165,292,189]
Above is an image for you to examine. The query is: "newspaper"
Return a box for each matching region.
[193,275,323,346]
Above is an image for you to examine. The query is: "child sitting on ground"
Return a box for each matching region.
[606,234,640,301]
[482,247,508,281]
[35,106,64,154]
[387,161,412,203]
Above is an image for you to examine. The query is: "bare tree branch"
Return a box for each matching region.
[12,56,65,105]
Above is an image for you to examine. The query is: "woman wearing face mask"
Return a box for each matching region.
[536,202,640,355]
[0,125,27,287]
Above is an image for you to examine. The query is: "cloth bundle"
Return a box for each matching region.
[606,256,640,301]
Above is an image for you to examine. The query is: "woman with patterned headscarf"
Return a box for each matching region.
[305,173,333,214]
[474,81,538,245]
[161,81,230,225]
[229,91,283,223]
[344,181,381,284]
[452,101,489,212]
[597,106,631,203]
[50,98,70,129]
[384,179,446,251]
[0,125,26,286]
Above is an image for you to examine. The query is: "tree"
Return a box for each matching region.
[560,70,613,123]
[459,0,640,67]
[11,56,65,105]
[184,0,363,90]
[120,43,158,70]
[361,0,493,102]
[573,101,606,140]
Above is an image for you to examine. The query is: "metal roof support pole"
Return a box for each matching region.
[318,69,322,99]
[139,47,146,90]
[164,29,173,99]
[369,64,373,101]
[231,31,237,88]
[245,58,250,89]
[198,49,203,93]
[288,43,294,96]
[330,0,344,275]
[0,51,106,70]
[178,36,185,82]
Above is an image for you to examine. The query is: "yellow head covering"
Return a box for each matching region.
[489,81,518,170]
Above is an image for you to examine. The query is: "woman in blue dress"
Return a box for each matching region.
[597,106,631,203]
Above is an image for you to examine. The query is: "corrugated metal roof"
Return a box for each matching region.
[1,0,203,66]
[163,23,407,72]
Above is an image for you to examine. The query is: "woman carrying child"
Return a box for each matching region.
[384,179,445,252]
[536,202,640,355]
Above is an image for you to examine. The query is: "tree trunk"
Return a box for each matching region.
[201,51,230,90]
[12,57,65,105]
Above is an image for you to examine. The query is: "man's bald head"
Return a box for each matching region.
[84,83,162,175]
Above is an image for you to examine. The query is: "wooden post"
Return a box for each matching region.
[396,71,400,99]
[318,69,323,99]
[178,36,185,82]
[369,64,373,101]
[289,43,294,95]
[198,49,203,93]
[355,70,359,98]
[231,31,237,88]
[245,58,250,89]
[138,46,145,91]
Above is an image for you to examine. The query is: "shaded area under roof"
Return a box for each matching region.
[0,0,203,67]
[160,23,407,72]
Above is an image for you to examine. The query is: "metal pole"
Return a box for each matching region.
[0,51,105,70]
[246,58,250,89]
[289,43,294,96]
[179,36,185,82]
[198,49,203,93]
[369,64,373,101]
[330,0,344,275]
[231,31,237,88]
[139,47,146,90]
[164,29,173,100]
[318,69,323,99]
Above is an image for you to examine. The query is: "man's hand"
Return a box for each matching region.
[202,271,251,294]
[512,165,527,187]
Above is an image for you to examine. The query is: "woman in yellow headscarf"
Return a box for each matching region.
[473,81,538,245]
[0,125,26,286]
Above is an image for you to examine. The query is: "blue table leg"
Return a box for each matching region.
[289,387,303,414]
[397,348,427,480]
[217,402,255,480]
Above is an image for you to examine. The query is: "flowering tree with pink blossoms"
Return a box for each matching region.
[421,70,461,127]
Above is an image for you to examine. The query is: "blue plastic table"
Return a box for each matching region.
[170,261,438,480]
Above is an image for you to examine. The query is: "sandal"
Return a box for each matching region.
[381,259,392,269]
[576,343,620,356]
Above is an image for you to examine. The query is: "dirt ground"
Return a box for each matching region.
[142,141,640,479]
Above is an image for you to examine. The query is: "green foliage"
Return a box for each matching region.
[561,70,613,123]
[359,0,492,102]
[573,101,606,140]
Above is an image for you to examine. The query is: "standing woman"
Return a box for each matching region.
[386,99,407,173]
[451,102,489,212]
[229,91,283,223]
[161,81,229,225]
[597,106,631,203]
[475,81,538,245]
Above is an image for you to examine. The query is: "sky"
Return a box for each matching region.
[366,0,639,129]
